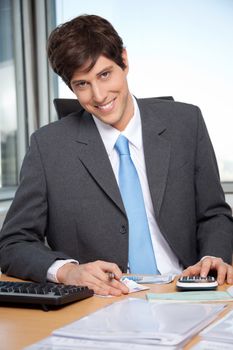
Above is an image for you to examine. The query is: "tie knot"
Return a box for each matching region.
[115,135,130,156]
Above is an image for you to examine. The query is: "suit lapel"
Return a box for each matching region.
[73,100,171,218]
[74,112,125,213]
[138,99,171,219]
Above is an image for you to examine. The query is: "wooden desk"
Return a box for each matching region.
[0,274,232,350]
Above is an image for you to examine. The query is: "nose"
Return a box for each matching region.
[91,82,106,104]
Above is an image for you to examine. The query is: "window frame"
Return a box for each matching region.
[0,0,57,201]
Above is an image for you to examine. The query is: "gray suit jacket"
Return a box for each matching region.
[0,98,232,282]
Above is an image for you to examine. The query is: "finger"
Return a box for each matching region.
[82,272,124,296]
[78,273,123,296]
[209,257,223,270]
[226,265,233,285]
[92,266,129,295]
[109,278,129,294]
[64,264,111,290]
[87,264,119,285]
[90,261,125,287]
[94,284,123,296]
[216,263,227,285]
[97,261,123,280]
[82,264,127,295]
[199,258,213,278]
[85,260,122,282]
[182,263,202,277]
[94,269,129,294]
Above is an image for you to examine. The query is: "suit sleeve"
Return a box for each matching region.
[195,107,233,263]
[0,134,71,282]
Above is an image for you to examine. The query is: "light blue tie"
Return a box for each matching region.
[115,134,159,274]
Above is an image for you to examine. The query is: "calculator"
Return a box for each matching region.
[176,276,218,291]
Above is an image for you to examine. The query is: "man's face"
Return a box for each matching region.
[70,51,134,131]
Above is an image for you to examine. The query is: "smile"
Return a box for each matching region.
[96,99,115,112]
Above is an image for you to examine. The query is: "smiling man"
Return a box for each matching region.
[0,14,233,296]
[70,54,133,131]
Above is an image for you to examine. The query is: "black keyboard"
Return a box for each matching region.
[0,281,94,310]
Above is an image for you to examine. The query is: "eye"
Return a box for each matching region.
[100,71,110,79]
[71,80,89,91]
[76,81,88,89]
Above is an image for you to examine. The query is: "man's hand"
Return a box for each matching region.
[56,260,129,296]
[182,257,233,285]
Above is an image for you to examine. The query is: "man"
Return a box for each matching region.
[0,15,232,296]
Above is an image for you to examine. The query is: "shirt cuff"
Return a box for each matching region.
[47,259,79,283]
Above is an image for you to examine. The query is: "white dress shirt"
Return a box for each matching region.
[47,96,183,282]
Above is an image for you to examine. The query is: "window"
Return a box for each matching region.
[55,0,233,184]
[0,0,56,202]
[0,0,18,192]
[0,0,57,225]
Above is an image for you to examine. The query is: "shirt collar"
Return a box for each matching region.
[92,96,142,156]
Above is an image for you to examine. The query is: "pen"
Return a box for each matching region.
[108,272,115,281]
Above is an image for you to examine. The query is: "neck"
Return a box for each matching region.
[113,93,134,131]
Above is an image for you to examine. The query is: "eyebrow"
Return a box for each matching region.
[71,65,114,85]
[96,65,113,77]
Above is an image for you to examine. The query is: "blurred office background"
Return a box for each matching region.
[0,0,233,226]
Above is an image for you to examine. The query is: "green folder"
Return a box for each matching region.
[146,290,233,302]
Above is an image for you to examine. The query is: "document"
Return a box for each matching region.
[121,278,149,292]
[199,309,233,344]
[121,274,176,284]
[190,340,233,349]
[25,335,178,349]
[51,298,225,347]
[96,279,149,297]
[146,291,233,302]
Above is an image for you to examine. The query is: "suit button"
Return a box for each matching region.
[120,225,127,234]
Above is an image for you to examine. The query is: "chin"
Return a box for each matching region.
[100,115,119,124]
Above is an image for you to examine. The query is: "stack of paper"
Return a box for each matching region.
[190,309,233,349]
[25,335,178,349]
[25,298,226,350]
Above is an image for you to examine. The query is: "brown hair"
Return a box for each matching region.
[47,14,126,90]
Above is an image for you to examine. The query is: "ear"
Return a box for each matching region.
[122,49,129,71]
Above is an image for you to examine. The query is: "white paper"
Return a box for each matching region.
[200,309,233,344]
[24,335,178,350]
[52,298,225,346]
[190,340,233,350]
[121,274,176,284]
[121,278,149,292]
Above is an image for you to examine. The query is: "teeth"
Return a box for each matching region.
[98,100,113,110]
